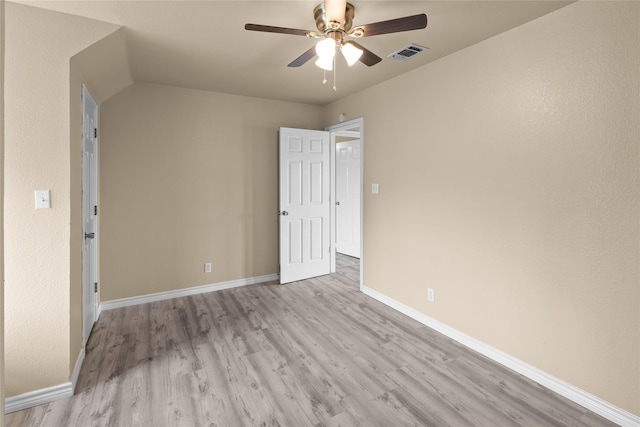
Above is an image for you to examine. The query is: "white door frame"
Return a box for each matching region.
[82,85,99,346]
[327,117,364,290]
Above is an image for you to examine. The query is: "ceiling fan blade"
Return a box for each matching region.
[356,14,427,37]
[288,46,317,67]
[345,41,382,66]
[245,23,310,37]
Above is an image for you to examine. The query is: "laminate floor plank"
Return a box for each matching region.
[192,343,246,426]
[261,284,397,402]
[113,358,153,427]
[6,255,617,426]
[245,317,343,423]
[271,281,398,387]
[252,324,346,419]
[384,365,500,427]
[335,265,360,283]
[247,350,326,426]
[201,311,290,426]
[335,254,359,268]
[335,392,427,427]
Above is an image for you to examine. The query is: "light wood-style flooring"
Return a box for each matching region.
[7,255,615,426]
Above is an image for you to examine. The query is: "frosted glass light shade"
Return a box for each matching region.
[315,56,334,71]
[316,38,336,60]
[341,42,363,66]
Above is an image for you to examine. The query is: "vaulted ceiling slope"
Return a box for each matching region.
[20,0,573,106]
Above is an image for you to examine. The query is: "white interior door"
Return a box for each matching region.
[336,139,361,258]
[82,85,99,346]
[279,127,331,284]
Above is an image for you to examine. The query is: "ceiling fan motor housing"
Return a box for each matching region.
[314,2,355,34]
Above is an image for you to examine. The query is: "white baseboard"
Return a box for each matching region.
[71,347,86,392]
[101,273,279,311]
[362,286,640,427]
[4,347,86,414]
[4,383,73,414]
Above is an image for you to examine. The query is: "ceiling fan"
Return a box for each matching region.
[245,0,427,70]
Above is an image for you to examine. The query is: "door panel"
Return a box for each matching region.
[288,161,302,204]
[279,128,331,284]
[288,219,303,264]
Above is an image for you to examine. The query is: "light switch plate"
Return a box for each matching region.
[35,190,51,209]
[372,183,380,194]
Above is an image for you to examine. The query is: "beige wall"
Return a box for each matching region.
[71,27,132,106]
[4,3,119,396]
[100,83,323,301]
[324,1,639,415]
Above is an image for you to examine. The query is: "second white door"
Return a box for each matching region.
[335,139,361,258]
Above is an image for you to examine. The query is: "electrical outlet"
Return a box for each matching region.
[427,288,435,302]
[204,263,212,273]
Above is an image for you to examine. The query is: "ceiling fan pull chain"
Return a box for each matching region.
[322,69,327,85]
[333,55,337,91]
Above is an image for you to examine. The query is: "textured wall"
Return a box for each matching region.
[323,1,639,415]
[100,83,323,301]
[4,3,119,396]
[71,28,133,105]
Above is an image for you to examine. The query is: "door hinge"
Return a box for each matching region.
[94,205,98,216]
[94,128,97,138]
[94,282,98,293]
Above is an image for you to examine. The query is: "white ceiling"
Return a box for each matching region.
[21,1,573,106]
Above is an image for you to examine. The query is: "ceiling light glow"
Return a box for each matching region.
[315,55,334,71]
[316,38,336,60]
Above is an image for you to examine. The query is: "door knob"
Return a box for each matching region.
[85,232,95,239]
[336,201,340,206]
[281,211,289,216]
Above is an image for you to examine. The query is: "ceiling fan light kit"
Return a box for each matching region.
[341,42,363,66]
[316,38,337,60]
[315,55,334,71]
[245,0,427,89]
[315,36,363,70]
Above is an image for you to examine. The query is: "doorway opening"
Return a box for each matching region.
[327,117,364,290]
[277,118,364,288]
